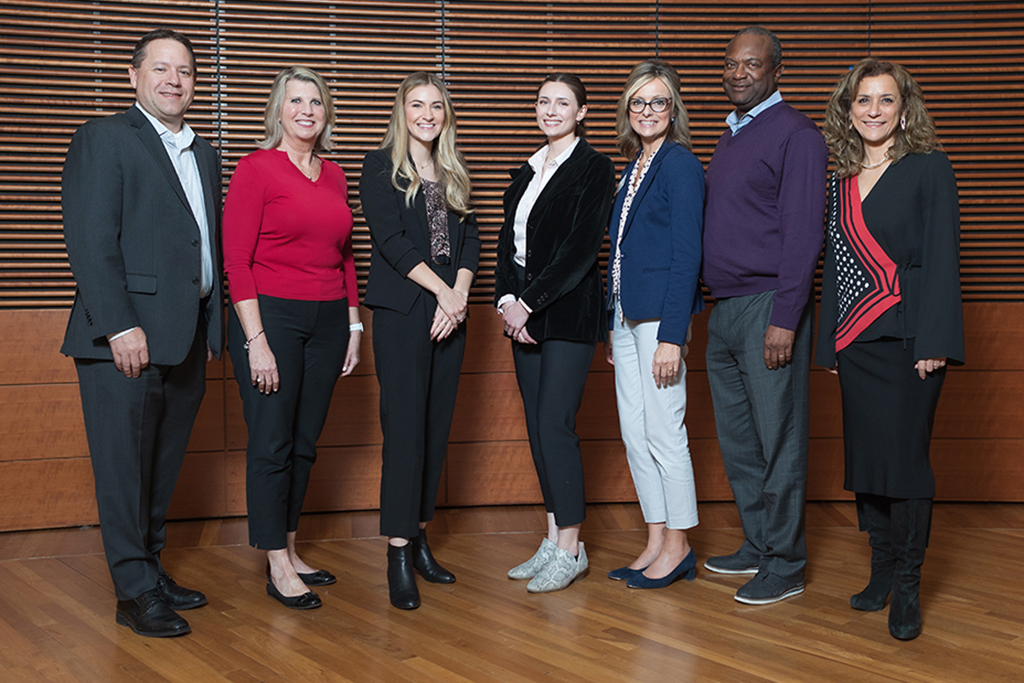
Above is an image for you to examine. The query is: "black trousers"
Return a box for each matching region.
[76,321,207,601]
[373,294,466,539]
[228,295,350,550]
[511,337,595,527]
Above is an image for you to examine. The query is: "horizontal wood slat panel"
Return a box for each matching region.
[1,1,1021,307]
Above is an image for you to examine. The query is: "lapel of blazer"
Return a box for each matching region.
[505,161,534,215]
[127,106,199,230]
[528,138,593,221]
[194,141,220,260]
[620,140,675,241]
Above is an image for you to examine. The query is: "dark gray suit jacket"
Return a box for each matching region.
[61,105,223,364]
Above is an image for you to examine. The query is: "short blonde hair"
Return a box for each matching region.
[615,60,691,160]
[259,66,335,152]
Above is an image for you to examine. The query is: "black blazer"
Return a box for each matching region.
[61,106,223,364]
[359,148,480,314]
[495,138,615,343]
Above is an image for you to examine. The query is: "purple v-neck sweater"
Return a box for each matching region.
[702,101,828,331]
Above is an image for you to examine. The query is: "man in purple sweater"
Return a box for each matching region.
[701,26,828,604]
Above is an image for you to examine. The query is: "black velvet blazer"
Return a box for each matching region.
[494,139,615,343]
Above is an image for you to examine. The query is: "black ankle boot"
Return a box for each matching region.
[889,498,932,640]
[387,544,420,610]
[411,529,456,584]
[851,493,893,611]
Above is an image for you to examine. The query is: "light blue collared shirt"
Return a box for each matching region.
[135,103,214,298]
[725,90,783,135]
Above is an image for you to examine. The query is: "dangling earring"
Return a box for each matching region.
[670,117,675,123]
[900,115,906,130]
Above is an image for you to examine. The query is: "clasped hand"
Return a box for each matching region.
[431,285,468,341]
[502,300,536,344]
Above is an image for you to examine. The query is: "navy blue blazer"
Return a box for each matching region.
[606,140,705,346]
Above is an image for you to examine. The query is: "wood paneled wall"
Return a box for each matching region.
[0,1,1022,531]
[1,301,1021,532]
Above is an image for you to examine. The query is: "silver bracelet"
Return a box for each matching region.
[243,329,264,351]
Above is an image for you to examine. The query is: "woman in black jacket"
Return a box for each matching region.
[495,73,615,594]
[360,72,479,610]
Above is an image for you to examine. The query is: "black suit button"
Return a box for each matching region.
[526,274,533,281]
[191,239,199,247]
[192,277,200,285]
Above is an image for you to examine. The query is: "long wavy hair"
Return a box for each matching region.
[615,60,691,160]
[258,66,335,152]
[380,72,472,218]
[825,58,939,178]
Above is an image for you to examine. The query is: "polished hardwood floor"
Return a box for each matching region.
[1,502,1023,682]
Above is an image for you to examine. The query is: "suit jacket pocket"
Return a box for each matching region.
[126,273,157,294]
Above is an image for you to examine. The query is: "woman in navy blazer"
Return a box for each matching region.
[495,73,615,594]
[605,61,705,590]
[360,72,480,610]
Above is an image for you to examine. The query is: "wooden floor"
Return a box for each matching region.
[1,502,1023,682]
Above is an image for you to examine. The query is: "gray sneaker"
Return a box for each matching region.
[526,543,588,593]
[703,551,760,575]
[508,537,557,580]
[734,572,804,605]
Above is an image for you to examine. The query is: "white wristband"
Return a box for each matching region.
[349,322,364,333]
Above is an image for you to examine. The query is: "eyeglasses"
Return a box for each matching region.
[628,97,671,114]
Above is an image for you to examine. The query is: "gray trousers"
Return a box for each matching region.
[706,290,811,582]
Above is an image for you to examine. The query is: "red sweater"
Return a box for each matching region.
[224,148,357,304]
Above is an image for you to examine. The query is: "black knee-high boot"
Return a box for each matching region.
[888,498,932,640]
[851,493,893,611]
[387,544,421,610]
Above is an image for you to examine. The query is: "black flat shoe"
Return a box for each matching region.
[266,581,322,610]
[298,569,337,586]
[157,572,208,610]
[115,588,191,637]
[411,529,455,584]
[387,544,421,609]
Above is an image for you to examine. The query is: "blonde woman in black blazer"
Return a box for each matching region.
[495,73,616,594]
[359,72,479,611]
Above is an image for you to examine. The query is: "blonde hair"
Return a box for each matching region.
[380,72,472,218]
[824,58,939,178]
[258,66,335,152]
[615,60,691,160]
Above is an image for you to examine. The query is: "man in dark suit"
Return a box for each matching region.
[61,29,223,637]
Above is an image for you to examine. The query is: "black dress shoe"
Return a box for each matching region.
[157,572,208,610]
[411,529,455,584]
[387,544,420,609]
[266,580,322,610]
[298,569,337,586]
[115,588,191,637]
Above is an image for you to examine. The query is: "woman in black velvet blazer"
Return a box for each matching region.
[494,73,615,594]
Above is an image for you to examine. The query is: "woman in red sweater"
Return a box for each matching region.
[223,66,362,610]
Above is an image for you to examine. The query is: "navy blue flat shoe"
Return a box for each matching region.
[607,565,647,581]
[627,549,697,589]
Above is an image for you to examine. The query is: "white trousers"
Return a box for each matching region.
[612,305,699,530]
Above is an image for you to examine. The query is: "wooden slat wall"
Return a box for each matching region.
[0,0,1021,531]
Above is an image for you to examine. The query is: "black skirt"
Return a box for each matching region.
[836,337,945,499]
